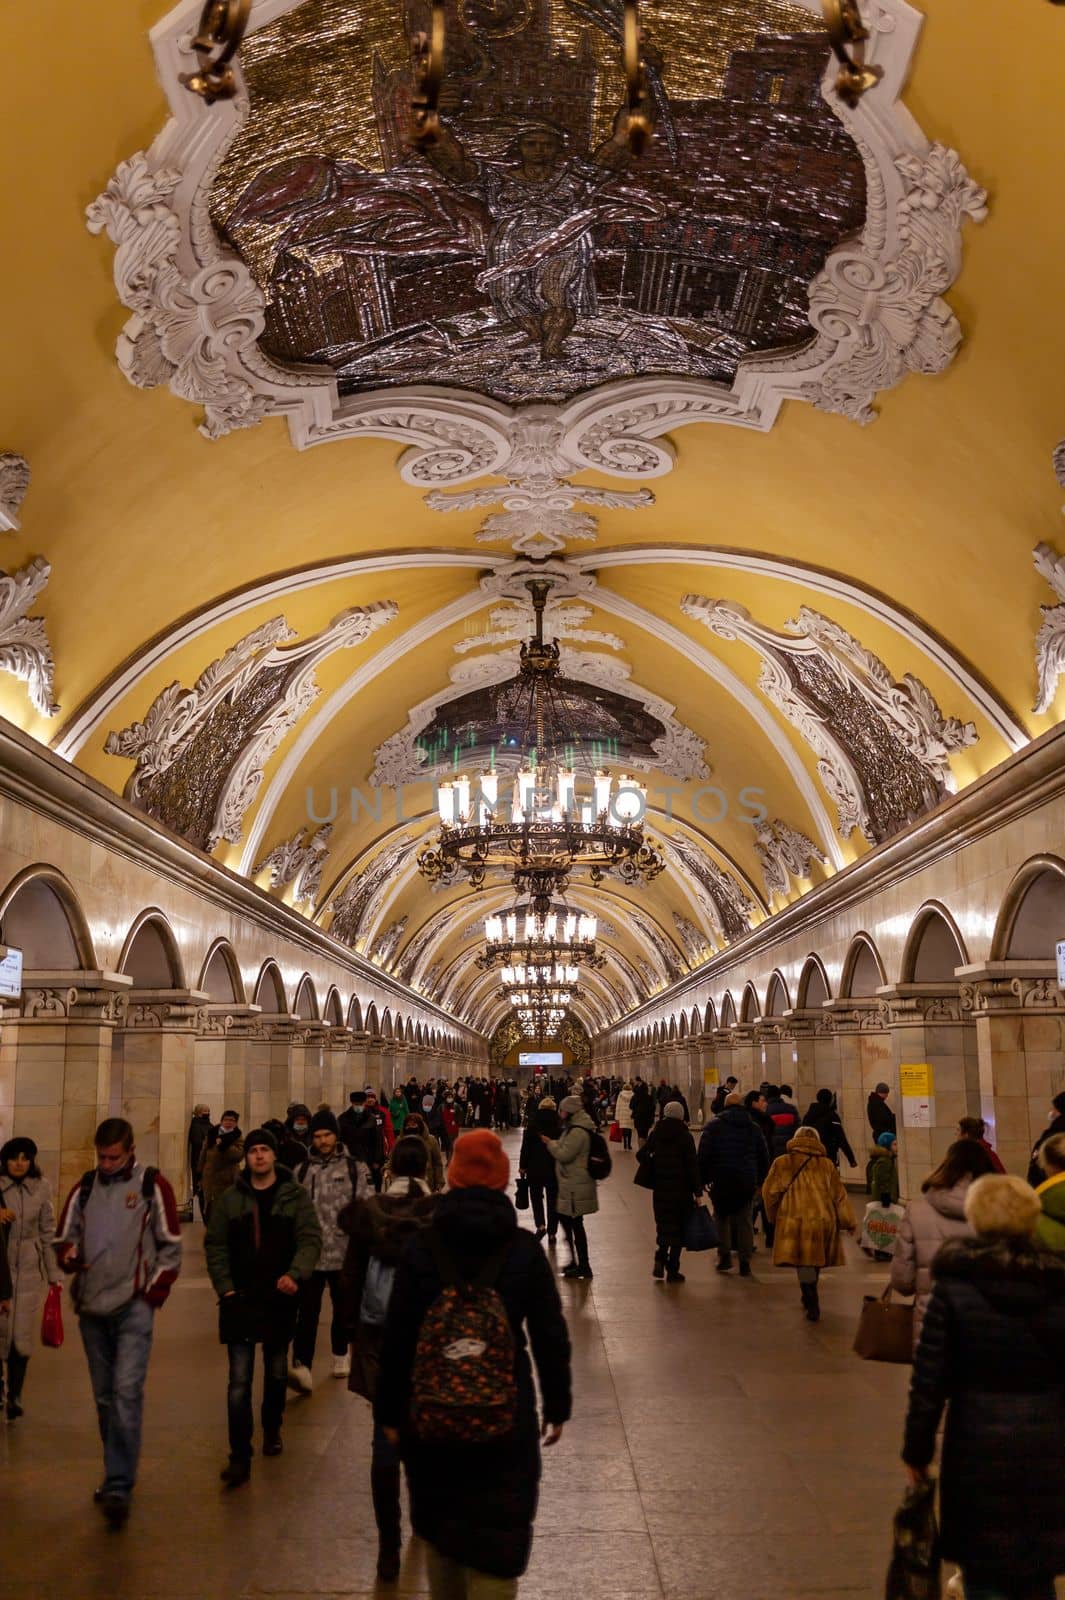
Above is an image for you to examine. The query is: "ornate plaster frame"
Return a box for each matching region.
[88,0,984,487]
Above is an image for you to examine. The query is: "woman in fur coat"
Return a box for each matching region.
[762,1126,856,1321]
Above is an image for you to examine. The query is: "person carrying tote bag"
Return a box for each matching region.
[853,1285,914,1364]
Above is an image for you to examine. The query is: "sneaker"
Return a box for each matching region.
[100,1492,129,1527]
[288,1362,313,1394]
[262,1432,283,1457]
[332,1353,351,1379]
[738,1259,752,1278]
[220,1459,251,1488]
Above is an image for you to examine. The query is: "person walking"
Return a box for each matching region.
[375,1130,572,1600]
[277,1103,313,1173]
[956,1115,1005,1173]
[801,1089,857,1171]
[614,1082,634,1151]
[890,1139,997,1349]
[697,1092,769,1277]
[637,1102,703,1284]
[764,1085,802,1159]
[339,1134,438,1582]
[901,1174,1065,1600]
[205,1127,321,1486]
[631,1080,655,1148]
[866,1082,897,1140]
[868,1131,900,1204]
[339,1091,387,1187]
[388,1089,409,1140]
[201,1110,244,1221]
[1026,1090,1065,1186]
[518,1095,561,1245]
[544,1095,598,1281]
[0,1136,61,1419]
[290,1111,364,1392]
[1034,1132,1065,1253]
[401,1113,446,1193]
[54,1117,183,1524]
[187,1105,212,1221]
[761,1125,857,1321]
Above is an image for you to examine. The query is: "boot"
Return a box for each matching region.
[652,1252,665,1280]
[371,1461,402,1582]
[800,1281,820,1322]
[716,1250,733,1273]
[5,1352,27,1419]
[220,1457,251,1488]
[665,1246,684,1283]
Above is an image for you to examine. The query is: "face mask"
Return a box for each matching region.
[294,1122,308,1135]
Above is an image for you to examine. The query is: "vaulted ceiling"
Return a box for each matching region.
[2,0,1063,1039]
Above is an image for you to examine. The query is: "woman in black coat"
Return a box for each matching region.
[518,1097,562,1244]
[637,1102,704,1283]
[631,1081,656,1145]
[376,1131,571,1594]
[902,1174,1065,1599]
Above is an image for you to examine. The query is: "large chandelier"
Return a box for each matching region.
[516,1006,566,1039]
[478,907,603,972]
[417,580,665,912]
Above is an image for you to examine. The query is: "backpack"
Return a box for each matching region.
[586,1126,612,1182]
[359,1256,396,1328]
[410,1234,517,1444]
[79,1164,158,1209]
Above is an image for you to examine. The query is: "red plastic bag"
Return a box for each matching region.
[608,1121,623,1144]
[41,1282,64,1348]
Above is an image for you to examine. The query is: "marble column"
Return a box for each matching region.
[321,1026,352,1112]
[0,971,132,1194]
[290,1024,328,1111]
[754,1022,784,1086]
[729,1025,758,1087]
[193,1005,264,1129]
[879,984,980,1197]
[776,1012,841,1111]
[112,990,209,1191]
[959,965,1065,1176]
[821,999,893,1185]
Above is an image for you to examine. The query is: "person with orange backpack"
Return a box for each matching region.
[375,1130,572,1599]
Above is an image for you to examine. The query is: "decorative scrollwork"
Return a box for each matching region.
[821,0,884,108]
[179,0,252,104]
[410,0,446,147]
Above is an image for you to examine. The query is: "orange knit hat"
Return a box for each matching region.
[447,1129,511,1192]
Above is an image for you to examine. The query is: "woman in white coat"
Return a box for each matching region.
[0,1136,61,1418]
[614,1083,635,1151]
[890,1138,996,1351]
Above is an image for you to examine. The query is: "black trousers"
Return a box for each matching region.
[655,1233,682,1274]
[529,1175,558,1237]
[621,1128,632,1150]
[560,1214,590,1271]
[293,1269,346,1367]
[226,1340,287,1461]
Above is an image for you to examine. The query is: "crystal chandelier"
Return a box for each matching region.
[477,907,604,972]
[516,1006,565,1039]
[417,580,665,913]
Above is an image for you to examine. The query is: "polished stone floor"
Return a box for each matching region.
[2,1135,1039,1600]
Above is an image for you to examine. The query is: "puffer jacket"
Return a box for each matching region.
[0,1174,60,1358]
[638,1117,702,1246]
[204,1169,322,1344]
[867,1145,900,1204]
[890,1180,975,1348]
[762,1127,857,1268]
[614,1089,634,1130]
[546,1110,599,1217]
[1034,1170,1065,1253]
[338,1178,437,1399]
[697,1106,769,1212]
[902,1236,1065,1584]
[297,1145,365,1271]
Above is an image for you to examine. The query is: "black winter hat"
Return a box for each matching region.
[310,1110,338,1135]
[243,1127,278,1155]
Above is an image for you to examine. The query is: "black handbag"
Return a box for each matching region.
[682,1204,718,1252]
[885,1476,940,1600]
[633,1146,655,1189]
[514,1176,530,1211]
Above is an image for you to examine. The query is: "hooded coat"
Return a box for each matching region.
[518,1105,561,1185]
[697,1105,769,1213]
[890,1180,976,1348]
[0,1173,60,1357]
[204,1168,322,1344]
[201,1128,244,1208]
[1034,1170,1065,1253]
[545,1109,599,1217]
[866,1091,897,1140]
[375,1187,572,1579]
[297,1145,365,1272]
[638,1116,702,1245]
[614,1088,634,1131]
[338,1179,437,1399]
[867,1144,900,1205]
[801,1100,857,1168]
[761,1127,857,1268]
[902,1235,1065,1584]
[630,1084,655,1138]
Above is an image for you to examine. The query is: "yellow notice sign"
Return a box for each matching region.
[900,1063,934,1097]
[703,1067,719,1087]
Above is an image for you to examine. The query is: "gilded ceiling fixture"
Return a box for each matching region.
[623,0,657,154]
[179,0,251,102]
[821,0,882,107]
[409,0,445,147]
[416,579,665,912]
[477,907,603,971]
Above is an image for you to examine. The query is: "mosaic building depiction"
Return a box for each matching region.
[212,0,868,403]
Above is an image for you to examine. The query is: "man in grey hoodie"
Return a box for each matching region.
[54,1117,183,1525]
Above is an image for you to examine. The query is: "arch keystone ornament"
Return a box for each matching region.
[88,0,983,478]
[680,595,978,844]
[754,818,828,900]
[254,823,333,909]
[104,603,395,851]
[0,557,59,717]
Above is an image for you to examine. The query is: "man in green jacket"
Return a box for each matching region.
[205,1128,321,1486]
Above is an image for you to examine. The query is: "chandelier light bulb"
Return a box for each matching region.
[454,774,471,823]
[485,913,502,944]
[544,911,557,940]
[594,769,612,821]
[506,912,517,941]
[578,913,596,941]
[613,774,645,823]
[437,780,454,824]
[478,769,497,823]
[563,912,577,941]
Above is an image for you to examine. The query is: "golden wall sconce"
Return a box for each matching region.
[179,0,252,102]
[410,0,446,147]
[821,0,883,107]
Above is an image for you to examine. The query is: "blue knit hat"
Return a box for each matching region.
[877,1130,897,1149]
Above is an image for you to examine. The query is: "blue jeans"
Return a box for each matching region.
[963,1580,1055,1600]
[226,1340,288,1461]
[78,1296,155,1498]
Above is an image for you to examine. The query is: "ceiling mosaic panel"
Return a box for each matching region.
[211,0,866,404]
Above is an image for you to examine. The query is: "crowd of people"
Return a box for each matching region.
[1,1075,1064,1600]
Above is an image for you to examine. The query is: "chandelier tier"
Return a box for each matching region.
[417,580,665,913]
[477,908,604,972]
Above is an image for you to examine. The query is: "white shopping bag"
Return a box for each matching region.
[860,1200,905,1255]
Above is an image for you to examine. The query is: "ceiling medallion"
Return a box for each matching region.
[89,0,983,481]
[416,577,665,911]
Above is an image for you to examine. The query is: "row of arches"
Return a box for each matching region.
[0,865,466,1054]
[621,856,1065,1049]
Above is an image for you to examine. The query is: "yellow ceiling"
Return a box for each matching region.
[2,0,1064,1031]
